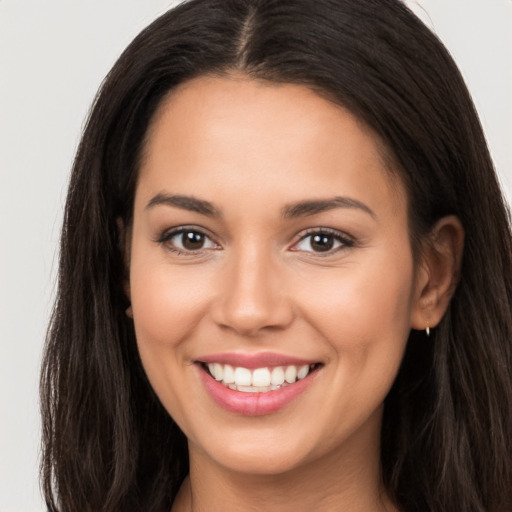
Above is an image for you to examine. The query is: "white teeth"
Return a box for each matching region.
[223,364,235,384]
[205,362,316,391]
[234,367,252,386]
[237,385,260,393]
[252,367,271,387]
[284,365,297,384]
[297,364,310,380]
[270,366,285,386]
[238,384,283,392]
[213,363,223,381]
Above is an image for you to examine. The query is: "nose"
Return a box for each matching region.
[211,246,294,337]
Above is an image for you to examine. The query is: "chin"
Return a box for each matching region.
[211,446,310,476]
[188,420,325,477]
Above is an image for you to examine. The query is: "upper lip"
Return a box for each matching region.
[196,352,320,369]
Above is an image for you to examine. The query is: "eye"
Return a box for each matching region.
[158,227,219,253]
[292,229,353,254]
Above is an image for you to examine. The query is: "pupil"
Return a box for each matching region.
[183,231,204,250]
[311,234,333,252]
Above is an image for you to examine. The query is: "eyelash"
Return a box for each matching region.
[156,226,354,256]
[293,227,355,256]
[156,226,219,255]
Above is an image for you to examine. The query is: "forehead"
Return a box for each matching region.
[137,75,406,219]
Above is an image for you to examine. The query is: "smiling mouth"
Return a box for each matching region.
[200,362,322,393]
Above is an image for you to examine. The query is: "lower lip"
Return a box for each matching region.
[198,365,318,416]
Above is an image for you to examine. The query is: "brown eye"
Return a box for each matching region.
[310,234,334,252]
[161,228,218,253]
[181,231,205,250]
[292,229,353,254]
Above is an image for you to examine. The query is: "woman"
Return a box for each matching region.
[40,0,512,511]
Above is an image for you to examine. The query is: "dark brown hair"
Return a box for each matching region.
[41,1,512,510]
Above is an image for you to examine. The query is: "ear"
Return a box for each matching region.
[410,215,465,332]
[116,217,132,304]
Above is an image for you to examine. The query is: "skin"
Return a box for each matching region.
[126,75,463,512]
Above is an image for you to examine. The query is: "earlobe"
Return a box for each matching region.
[411,215,465,331]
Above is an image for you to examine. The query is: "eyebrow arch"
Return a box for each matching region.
[145,193,221,217]
[282,197,376,219]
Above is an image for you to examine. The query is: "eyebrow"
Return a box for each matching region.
[282,197,376,219]
[145,193,221,217]
[145,193,375,219]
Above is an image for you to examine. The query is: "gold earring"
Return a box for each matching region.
[425,324,430,337]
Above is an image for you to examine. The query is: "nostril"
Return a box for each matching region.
[209,260,294,335]
[212,297,295,336]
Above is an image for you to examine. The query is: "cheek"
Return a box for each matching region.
[128,255,216,425]
[130,259,212,349]
[293,255,415,437]
[302,260,413,334]
[294,246,415,380]
[128,246,216,399]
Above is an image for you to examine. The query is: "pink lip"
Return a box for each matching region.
[197,363,320,416]
[197,351,317,369]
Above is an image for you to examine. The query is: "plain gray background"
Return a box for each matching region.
[1,1,511,510]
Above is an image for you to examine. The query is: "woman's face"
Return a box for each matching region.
[128,76,425,475]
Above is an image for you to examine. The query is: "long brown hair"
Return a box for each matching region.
[41,1,512,510]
